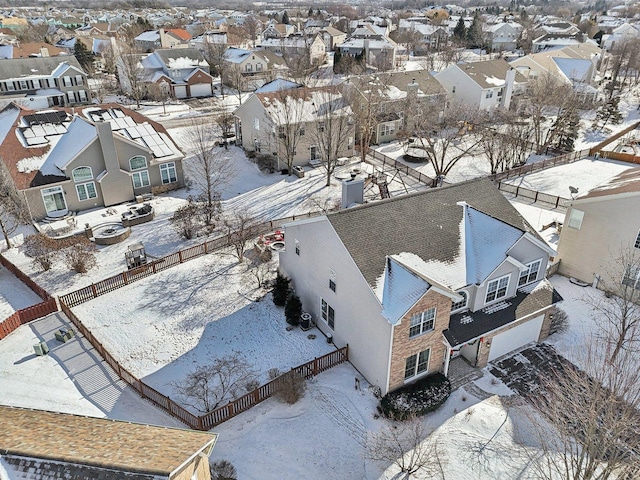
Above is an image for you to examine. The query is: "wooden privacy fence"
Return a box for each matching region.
[61,298,347,431]
[496,182,572,209]
[366,148,436,186]
[0,255,58,340]
[0,298,58,340]
[59,210,337,308]
[490,149,591,182]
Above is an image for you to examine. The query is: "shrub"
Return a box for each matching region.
[210,459,237,480]
[23,232,62,271]
[274,370,306,404]
[272,272,290,306]
[550,308,569,334]
[169,197,200,239]
[380,373,451,420]
[61,236,97,273]
[284,292,302,326]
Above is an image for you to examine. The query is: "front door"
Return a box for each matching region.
[310,145,319,160]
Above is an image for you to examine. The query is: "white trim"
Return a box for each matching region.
[485,273,511,305]
[506,255,528,270]
[169,437,218,479]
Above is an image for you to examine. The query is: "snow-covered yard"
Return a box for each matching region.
[0,268,41,319]
[70,245,334,406]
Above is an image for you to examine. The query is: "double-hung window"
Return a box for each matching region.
[76,182,97,201]
[409,307,436,338]
[567,209,584,229]
[132,170,150,189]
[451,291,467,311]
[622,265,640,290]
[485,275,510,303]
[634,230,640,249]
[404,349,430,380]
[518,260,542,286]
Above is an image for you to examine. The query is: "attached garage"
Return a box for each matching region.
[174,85,188,99]
[487,314,544,362]
[189,83,212,97]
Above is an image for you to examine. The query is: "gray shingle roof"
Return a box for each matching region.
[327,178,539,287]
[0,56,83,81]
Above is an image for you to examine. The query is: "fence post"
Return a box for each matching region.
[204,242,208,254]
[91,283,97,298]
[555,196,560,208]
[178,250,183,263]
[123,272,128,285]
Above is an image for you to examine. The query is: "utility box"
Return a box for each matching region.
[293,166,305,178]
[33,341,49,356]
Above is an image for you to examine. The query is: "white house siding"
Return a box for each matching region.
[435,66,483,109]
[557,196,640,289]
[280,217,394,392]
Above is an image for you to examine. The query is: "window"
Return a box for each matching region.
[321,298,335,329]
[329,268,336,292]
[519,260,542,286]
[451,291,467,311]
[72,166,93,183]
[246,63,253,72]
[75,75,84,86]
[381,122,395,137]
[485,90,494,99]
[409,307,436,338]
[278,126,286,138]
[160,162,177,184]
[18,80,28,90]
[295,239,300,256]
[348,137,354,149]
[41,186,67,215]
[253,118,260,131]
[299,127,305,136]
[310,145,319,160]
[567,209,584,230]
[132,170,150,189]
[257,63,263,71]
[78,90,87,102]
[32,79,40,89]
[452,86,456,93]
[404,349,430,380]
[129,156,147,171]
[5,81,15,91]
[76,182,97,201]
[485,275,510,303]
[622,265,640,290]
[634,230,640,249]
[318,121,325,133]
[63,76,72,87]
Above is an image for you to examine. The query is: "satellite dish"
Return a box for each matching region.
[569,186,579,194]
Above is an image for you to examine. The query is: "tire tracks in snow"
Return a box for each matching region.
[311,385,367,444]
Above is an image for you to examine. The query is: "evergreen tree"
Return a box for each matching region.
[74,39,94,72]
[285,293,302,326]
[453,16,467,42]
[272,272,290,306]
[308,7,313,17]
[282,10,290,25]
[333,48,342,73]
[593,96,623,131]
[553,108,580,152]
[466,12,484,48]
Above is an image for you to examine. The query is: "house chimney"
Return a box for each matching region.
[96,121,120,173]
[40,47,49,57]
[502,67,516,110]
[159,28,167,48]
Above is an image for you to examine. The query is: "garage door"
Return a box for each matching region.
[488,315,544,362]
[190,83,212,97]
[174,85,187,99]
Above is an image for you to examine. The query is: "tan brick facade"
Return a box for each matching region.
[388,290,452,392]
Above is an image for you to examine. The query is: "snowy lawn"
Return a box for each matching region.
[0,268,42,319]
[0,311,183,428]
[71,245,335,410]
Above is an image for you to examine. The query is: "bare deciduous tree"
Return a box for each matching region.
[267,87,308,174]
[185,119,236,225]
[364,415,446,479]
[146,81,172,115]
[409,100,486,178]
[224,211,258,262]
[215,112,235,150]
[225,64,247,105]
[531,341,640,480]
[478,111,535,174]
[23,232,60,271]
[173,352,258,413]
[61,236,97,274]
[201,38,228,98]
[0,160,29,249]
[117,48,148,108]
[311,87,355,186]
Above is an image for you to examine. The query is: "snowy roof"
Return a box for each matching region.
[255,78,303,93]
[451,59,527,89]
[135,30,159,42]
[576,167,640,201]
[552,57,592,83]
[379,256,431,324]
[223,47,252,63]
[327,178,538,289]
[463,204,523,284]
[153,48,209,69]
[258,87,353,126]
[38,116,96,176]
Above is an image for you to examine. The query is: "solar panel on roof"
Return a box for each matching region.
[25,136,47,146]
[126,126,142,138]
[124,117,137,127]
[24,111,68,126]
[22,128,35,138]
[113,108,125,118]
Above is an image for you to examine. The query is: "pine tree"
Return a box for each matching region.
[74,39,94,72]
[282,10,290,25]
[453,17,467,42]
[333,48,342,73]
[272,272,290,306]
[553,108,580,152]
[466,13,484,48]
[285,293,302,326]
[308,7,313,17]
[593,96,623,131]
